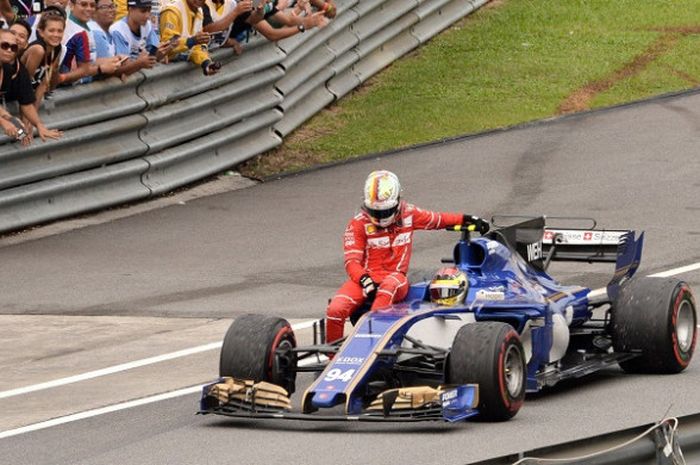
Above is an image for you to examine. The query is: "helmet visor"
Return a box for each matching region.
[430,279,466,305]
[364,204,399,222]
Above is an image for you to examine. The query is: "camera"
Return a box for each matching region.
[5,116,27,141]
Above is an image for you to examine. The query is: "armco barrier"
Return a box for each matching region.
[472,413,700,465]
[0,0,488,233]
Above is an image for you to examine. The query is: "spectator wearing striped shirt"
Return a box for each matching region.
[58,0,122,85]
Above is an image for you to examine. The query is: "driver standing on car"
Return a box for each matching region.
[325,170,490,343]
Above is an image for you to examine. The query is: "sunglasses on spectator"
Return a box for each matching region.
[97,3,116,9]
[0,42,18,52]
[76,1,97,7]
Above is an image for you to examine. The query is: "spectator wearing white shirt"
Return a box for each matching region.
[110,0,170,75]
[89,0,117,60]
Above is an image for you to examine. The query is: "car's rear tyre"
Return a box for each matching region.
[447,322,526,421]
[219,314,297,394]
[612,277,697,374]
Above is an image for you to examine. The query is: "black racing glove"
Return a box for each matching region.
[359,274,377,298]
[463,214,490,235]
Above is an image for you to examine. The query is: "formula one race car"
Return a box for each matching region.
[199,216,697,423]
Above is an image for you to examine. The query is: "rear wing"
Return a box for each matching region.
[542,228,628,263]
[490,216,642,274]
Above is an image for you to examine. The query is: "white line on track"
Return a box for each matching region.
[0,353,327,440]
[0,319,320,400]
[0,385,205,440]
[648,262,700,278]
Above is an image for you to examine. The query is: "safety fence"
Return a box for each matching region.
[472,413,700,465]
[0,0,489,233]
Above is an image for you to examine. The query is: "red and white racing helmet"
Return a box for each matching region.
[363,170,401,227]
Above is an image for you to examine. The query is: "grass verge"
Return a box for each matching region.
[239,0,700,179]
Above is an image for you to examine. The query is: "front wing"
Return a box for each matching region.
[199,379,479,423]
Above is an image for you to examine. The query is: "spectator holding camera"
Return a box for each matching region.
[111,0,172,75]
[0,29,62,143]
[230,0,327,44]
[58,0,123,85]
[160,0,220,75]
[202,0,250,55]
[0,0,43,24]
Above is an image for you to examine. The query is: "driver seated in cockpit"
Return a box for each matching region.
[429,266,469,306]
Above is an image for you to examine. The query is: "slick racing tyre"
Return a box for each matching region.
[612,277,697,374]
[219,314,298,394]
[448,322,526,421]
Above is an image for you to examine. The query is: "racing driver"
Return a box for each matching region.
[325,170,489,343]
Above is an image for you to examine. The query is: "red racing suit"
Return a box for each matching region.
[325,201,464,343]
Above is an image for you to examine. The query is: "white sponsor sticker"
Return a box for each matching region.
[543,229,625,245]
[527,241,543,261]
[403,215,413,227]
[335,356,365,366]
[367,237,390,248]
[487,241,500,255]
[355,333,382,338]
[475,289,505,301]
[392,232,412,247]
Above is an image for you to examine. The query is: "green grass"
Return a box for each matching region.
[240,0,700,178]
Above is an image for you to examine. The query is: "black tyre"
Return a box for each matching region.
[612,277,697,374]
[447,322,526,421]
[219,314,297,394]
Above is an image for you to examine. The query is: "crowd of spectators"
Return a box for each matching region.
[0,0,335,145]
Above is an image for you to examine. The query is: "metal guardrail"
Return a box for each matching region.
[0,0,488,233]
[472,413,700,465]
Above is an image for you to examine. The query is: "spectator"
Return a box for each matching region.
[10,19,31,54]
[0,0,43,24]
[229,0,327,44]
[0,29,62,142]
[159,0,220,75]
[90,0,117,59]
[21,7,64,107]
[110,0,171,75]
[27,0,69,42]
[202,0,250,55]
[59,0,122,85]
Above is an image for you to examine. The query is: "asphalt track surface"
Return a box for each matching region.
[2,90,700,464]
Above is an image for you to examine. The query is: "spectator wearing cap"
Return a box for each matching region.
[159,0,220,75]
[58,0,122,84]
[0,29,61,143]
[110,0,171,75]
[229,0,326,44]
[201,0,250,55]
[21,8,64,108]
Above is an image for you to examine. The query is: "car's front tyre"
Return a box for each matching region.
[219,314,298,394]
[447,321,526,421]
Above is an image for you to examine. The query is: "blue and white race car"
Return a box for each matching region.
[199,216,697,422]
